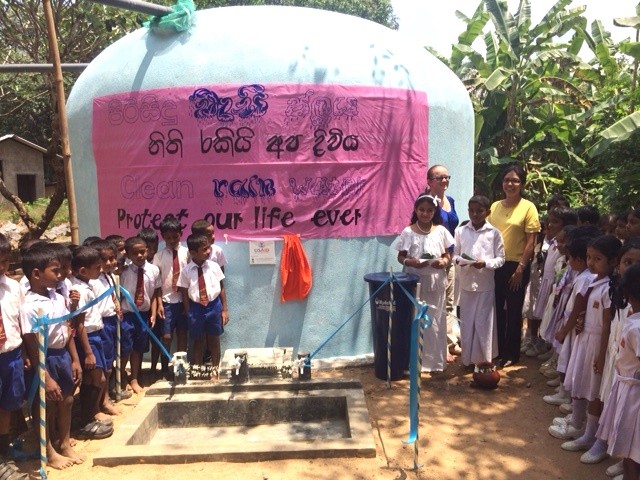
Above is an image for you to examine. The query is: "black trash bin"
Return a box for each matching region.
[364,272,419,381]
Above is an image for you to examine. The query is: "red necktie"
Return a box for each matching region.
[172,249,180,291]
[134,266,145,307]
[0,305,6,348]
[197,266,208,306]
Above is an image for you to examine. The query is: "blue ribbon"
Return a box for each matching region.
[391,273,421,310]
[119,286,172,361]
[27,287,115,407]
[29,286,114,331]
[405,303,430,445]
[307,276,392,363]
[294,271,429,448]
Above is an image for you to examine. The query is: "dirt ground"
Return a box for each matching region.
[21,356,616,480]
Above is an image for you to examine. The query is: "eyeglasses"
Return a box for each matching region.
[429,175,451,181]
[503,179,522,185]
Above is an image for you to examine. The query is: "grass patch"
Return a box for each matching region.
[0,198,69,227]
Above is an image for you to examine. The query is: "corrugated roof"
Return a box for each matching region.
[0,134,63,159]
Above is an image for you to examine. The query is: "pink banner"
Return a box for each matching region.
[92,83,428,239]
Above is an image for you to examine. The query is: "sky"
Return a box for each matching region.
[391,0,636,57]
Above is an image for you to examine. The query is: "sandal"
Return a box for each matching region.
[0,461,30,480]
[76,420,113,440]
[95,416,113,427]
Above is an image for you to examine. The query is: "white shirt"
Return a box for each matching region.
[561,269,596,324]
[19,275,29,296]
[395,225,454,292]
[453,221,505,292]
[177,259,225,304]
[69,276,103,333]
[92,272,118,318]
[120,261,161,313]
[615,312,640,377]
[396,224,454,261]
[20,289,70,349]
[23,277,72,302]
[210,244,227,267]
[581,276,611,334]
[153,245,190,303]
[542,240,563,282]
[0,274,24,353]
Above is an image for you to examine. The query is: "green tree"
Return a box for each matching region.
[439,0,639,214]
[198,0,397,28]
[0,0,396,241]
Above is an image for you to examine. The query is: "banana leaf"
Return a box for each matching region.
[587,111,640,157]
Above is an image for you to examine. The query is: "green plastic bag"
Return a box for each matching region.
[144,0,195,35]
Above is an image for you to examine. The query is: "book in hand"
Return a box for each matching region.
[458,253,477,266]
[418,252,436,265]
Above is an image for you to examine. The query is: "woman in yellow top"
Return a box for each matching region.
[488,164,540,367]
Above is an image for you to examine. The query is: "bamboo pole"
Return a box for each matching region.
[36,311,48,479]
[114,275,122,401]
[414,296,424,471]
[387,269,393,389]
[43,0,79,245]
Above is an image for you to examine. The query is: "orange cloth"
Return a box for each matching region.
[280,234,312,302]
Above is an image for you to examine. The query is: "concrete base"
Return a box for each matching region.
[93,379,376,465]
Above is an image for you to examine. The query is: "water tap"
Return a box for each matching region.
[172,351,189,385]
[233,355,244,376]
[231,351,249,383]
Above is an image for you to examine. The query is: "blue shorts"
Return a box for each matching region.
[163,302,188,335]
[188,297,223,339]
[46,348,75,396]
[121,312,136,356]
[75,330,107,372]
[152,316,164,343]
[0,348,25,411]
[101,315,118,368]
[124,311,151,354]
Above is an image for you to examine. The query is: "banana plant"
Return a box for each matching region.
[437,0,639,210]
[455,0,589,203]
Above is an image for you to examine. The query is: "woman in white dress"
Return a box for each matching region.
[396,194,454,372]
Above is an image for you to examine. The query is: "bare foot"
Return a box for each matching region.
[48,450,75,470]
[102,401,121,415]
[95,412,112,423]
[129,379,143,394]
[449,345,462,356]
[59,444,85,464]
[54,438,77,450]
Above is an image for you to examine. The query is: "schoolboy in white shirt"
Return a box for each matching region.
[21,243,83,469]
[154,215,190,377]
[91,239,130,405]
[120,237,161,394]
[454,195,505,367]
[191,219,227,271]
[69,245,114,439]
[178,234,229,377]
